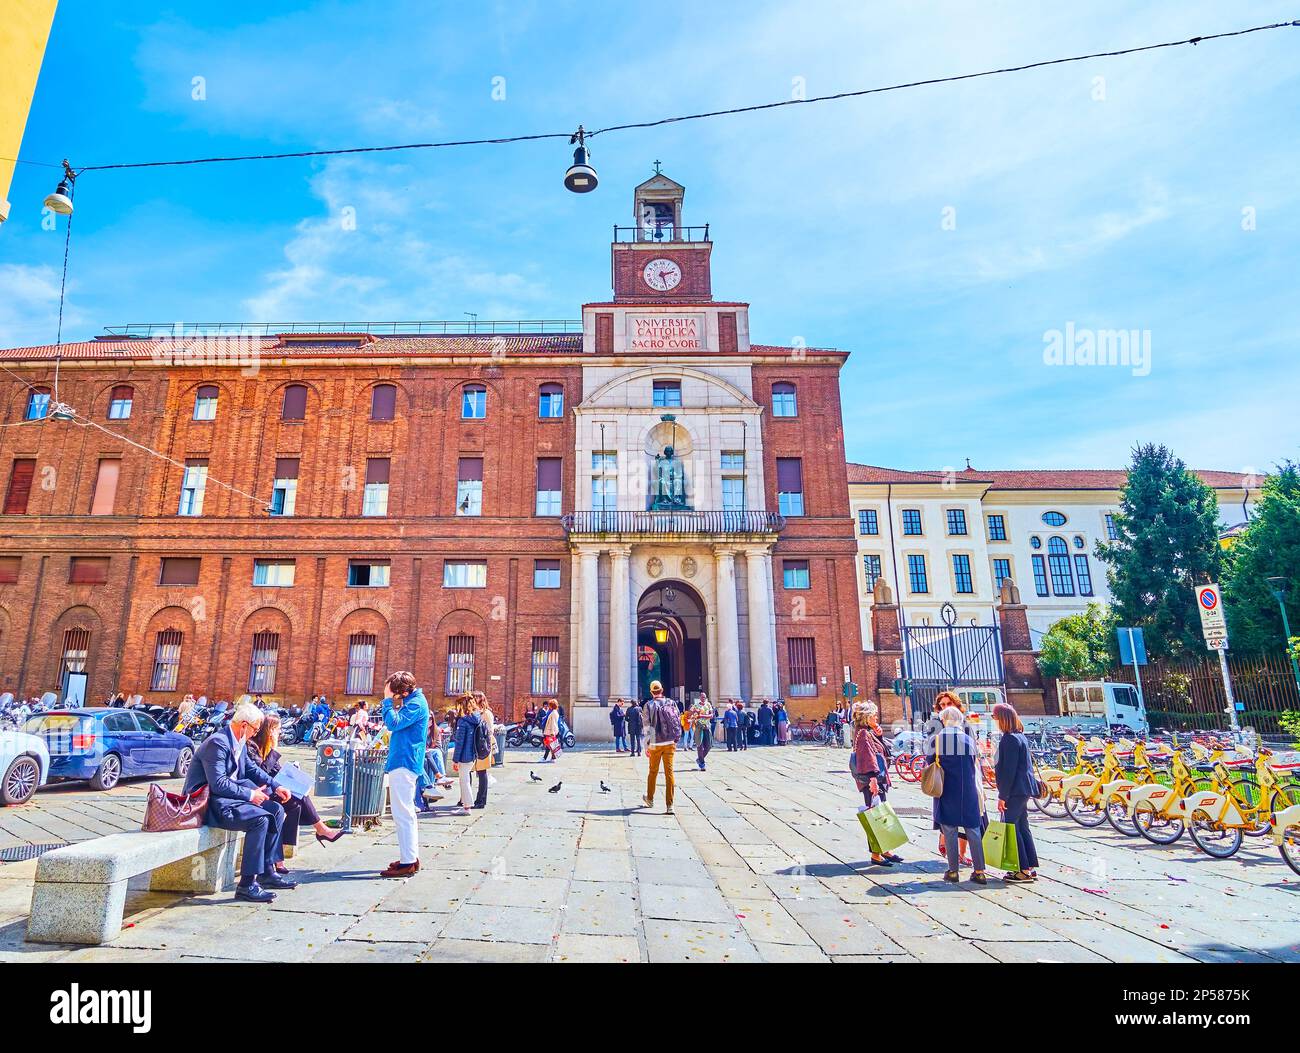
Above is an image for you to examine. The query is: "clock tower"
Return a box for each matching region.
[611,169,712,302]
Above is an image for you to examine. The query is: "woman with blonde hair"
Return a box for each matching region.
[471,691,494,809]
[449,694,481,816]
[851,701,901,865]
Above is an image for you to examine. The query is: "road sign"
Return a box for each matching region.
[1117,627,1147,666]
[842,682,859,699]
[1196,584,1226,635]
[1206,635,1228,651]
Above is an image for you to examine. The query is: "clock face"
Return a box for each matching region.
[643,258,683,292]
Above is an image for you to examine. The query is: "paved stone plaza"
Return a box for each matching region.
[1,743,1297,963]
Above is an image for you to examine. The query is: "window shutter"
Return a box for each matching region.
[365,458,390,484]
[5,459,37,514]
[281,384,308,420]
[274,457,300,480]
[159,557,201,586]
[90,459,121,515]
[536,458,561,490]
[70,557,110,584]
[371,384,396,421]
[457,457,483,482]
[776,457,803,491]
[0,556,20,584]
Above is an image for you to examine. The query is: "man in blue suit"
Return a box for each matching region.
[182,700,295,903]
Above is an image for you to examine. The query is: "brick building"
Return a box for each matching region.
[0,172,864,734]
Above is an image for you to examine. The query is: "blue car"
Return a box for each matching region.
[24,708,195,791]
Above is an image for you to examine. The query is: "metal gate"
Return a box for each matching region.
[900,620,1004,721]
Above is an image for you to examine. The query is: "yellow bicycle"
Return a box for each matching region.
[1176,754,1299,859]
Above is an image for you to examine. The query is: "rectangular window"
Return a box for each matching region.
[347,560,390,587]
[0,556,20,584]
[858,509,878,535]
[771,383,798,417]
[281,385,308,421]
[901,509,923,535]
[363,458,390,516]
[1074,554,1094,597]
[447,634,476,694]
[533,559,561,589]
[946,509,968,536]
[253,559,296,587]
[178,460,208,516]
[26,389,51,420]
[159,557,201,586]
[1048,552,1075,596]
[787,637,817,696]
[270,457,299,516]
[652,380,682,407]
[248,630,279,693]
[721,476,745,512]
[1105,513,1119,541]
[151,629,183,692]
[782,560,810,589]
[776,457,804,517]
[457,457,483,517]
[61,628,90,678]
[346,633,377,695]
[993,558,1012,590]
[591,476,617,515]
[530,636,561,696]
[862,554,882,590]
[535,457,561,516]
[89,458,121,515]
[952,554,973,594]
[370,384,396,421]
[193,386,218,421]
[592,450,617,473]
[461,386,487,419]
[5,459,36,514]
[539,385,564,418]
[444,560,487,588]
[1031,555,1049,597]
[69,557,110,585]
[907,554,928,594]
[987,514,1007,541]
[108,385,133,420]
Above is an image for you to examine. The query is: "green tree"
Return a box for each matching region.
[1096,443,1222,660]
[1037,603,1115,681]
[1221,462,1300,654]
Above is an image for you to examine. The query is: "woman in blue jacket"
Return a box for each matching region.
[926,706,988,884]
[993,703,1040,882]
[450,697,482,816]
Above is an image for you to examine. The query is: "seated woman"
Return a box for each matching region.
[249,713,345,872]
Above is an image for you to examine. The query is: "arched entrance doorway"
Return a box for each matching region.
[637,580,707,705]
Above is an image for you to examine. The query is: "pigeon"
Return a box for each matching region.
[548,782,562,794]
[529,771,542,782]
[600,781,611,793]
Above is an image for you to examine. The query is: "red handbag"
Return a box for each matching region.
[142,783,209,832]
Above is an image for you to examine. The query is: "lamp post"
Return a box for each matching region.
[1265,576,1300,695]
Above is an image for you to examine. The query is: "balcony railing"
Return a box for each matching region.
[613,225,710,244]
[100,320,583,338]
[563,509,782,537]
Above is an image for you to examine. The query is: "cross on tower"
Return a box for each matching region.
[652,160,662,175]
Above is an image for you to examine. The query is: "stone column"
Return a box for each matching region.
[713,548,741,701]
[746,547,776,700]
[608,546,633,699]
[577,548,601,702]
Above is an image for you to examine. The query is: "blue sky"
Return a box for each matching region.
[3,0,1298,474]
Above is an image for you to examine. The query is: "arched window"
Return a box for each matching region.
[772,382,798,417]
[346,632,377,695]
[371,383,396,421]
[151,629,183,691]
[193,385,219,421]
[107,385,133,420]
[281,384,308,421]
[248,630,280,692]
[1047,536,1075,596]
[538,383,564,418]
[462,384,487,419]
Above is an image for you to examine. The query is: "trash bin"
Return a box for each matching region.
[314,740,347,797]
[494,727,505,766]
[342,746,389,828]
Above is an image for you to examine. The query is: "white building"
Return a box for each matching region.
[847,465,1258,649]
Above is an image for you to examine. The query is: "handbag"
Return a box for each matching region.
[920,752,944,798]
[981,820,1020,872]
[142,782,209,832]
[856,808,882,854]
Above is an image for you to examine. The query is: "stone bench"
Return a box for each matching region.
[27,826,242,945]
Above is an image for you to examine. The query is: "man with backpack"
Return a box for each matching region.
[641,681,680,815]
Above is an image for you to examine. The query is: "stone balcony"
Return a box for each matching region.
[561,509,783,541]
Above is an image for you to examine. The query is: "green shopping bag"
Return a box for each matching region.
[861,802,910,854]
[857,808,882,854]
[982,820,1020,872]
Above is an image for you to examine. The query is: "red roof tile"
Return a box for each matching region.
[846,463,1257,491]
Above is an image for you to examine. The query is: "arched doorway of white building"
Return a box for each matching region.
[636,580,707,705]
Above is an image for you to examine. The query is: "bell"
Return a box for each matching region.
[44,177,74,216]
[564,144,598,193]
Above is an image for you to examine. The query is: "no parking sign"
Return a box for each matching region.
[1196,583,1227,644]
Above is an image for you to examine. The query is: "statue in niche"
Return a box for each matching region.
[650,445,688,510]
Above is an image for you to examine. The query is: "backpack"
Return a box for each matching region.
[650,699,680,742]
[473,717,492,761]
